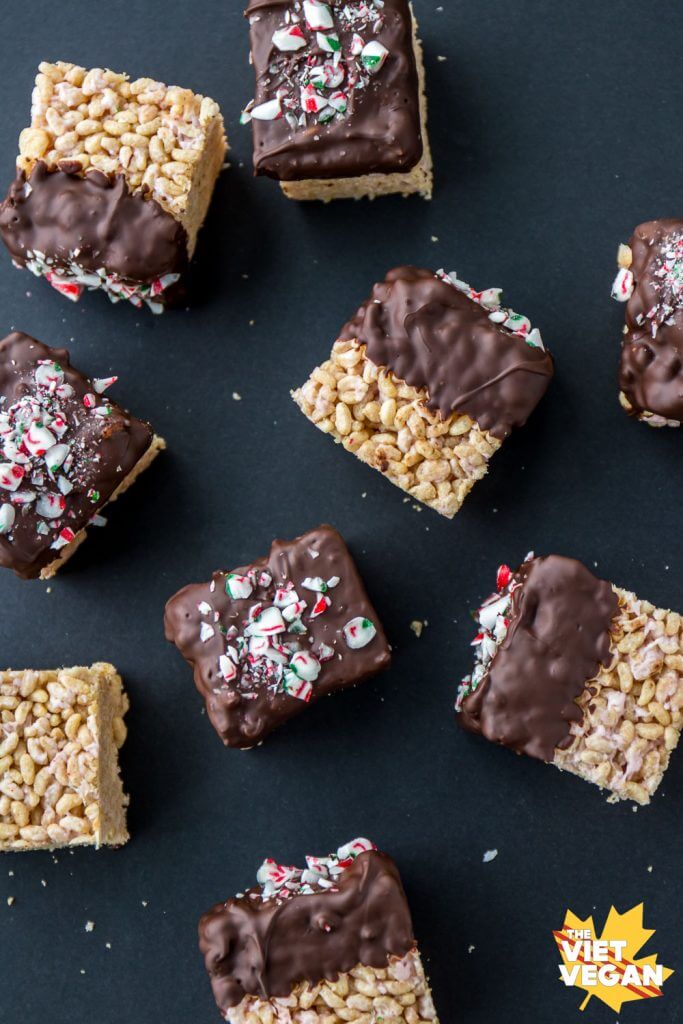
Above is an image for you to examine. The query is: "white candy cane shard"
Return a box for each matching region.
[360,40,389,73]
[303,0,334,30]
[200,623,215,643]
[317,31,341,52]
[272,25,307,50]
[337,837,375,860]
[478,594,510,632]
[251,97,283,121]
[219,654,238,683]
[0,463,25,491]
[92,376,118,394]
[282,670,313,702]
[247,606,286,637]
[301,84,329,114]
[0,503,15,533]
[282,600,308,622]
[526,328,545,350]
[301,576,326,592]
[226,573,253,600]
[34,362,64,389]
[289,649,322,682]
[36,493,65,518]
[24,423,56,457]
[343,617,377,649]
[44,443,69,473]
[612,267,635,302]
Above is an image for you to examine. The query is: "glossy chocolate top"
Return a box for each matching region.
[0,332,153,579]
[199,850,414,1008]
[245,0,422,181]
[340,266,554,439]
[459,555,619,761]
[619,219,683,421]
[0,162,188,286]
[164,525,391,748]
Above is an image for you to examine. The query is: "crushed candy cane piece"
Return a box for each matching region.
[0,503,15,534]
[289,650,321,682]
[251,97,283,121]
[343,617,376,649]
[0,463,24,491]
[219,654,238,683]
[272,24,307,51]
[303,0,334,30]
[200,623,215,643]
[301,576,326,592]
[612,267,635,302]
[226,573,254,600]
[92,376,118,394]
[360,40,388,72]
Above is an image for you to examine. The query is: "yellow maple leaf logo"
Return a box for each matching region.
[553,904,673,1013]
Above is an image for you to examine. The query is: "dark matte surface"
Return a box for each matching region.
[0,3,681,1023]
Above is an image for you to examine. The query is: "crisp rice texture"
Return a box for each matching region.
[17,61,227,253]
[292,339,500,518]
[0,663,129,851]
[554,588,683,805]
[224,950,438,1023]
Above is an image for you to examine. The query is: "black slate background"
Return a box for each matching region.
[1,2,681,1022]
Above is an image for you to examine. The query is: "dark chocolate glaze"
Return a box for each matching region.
[458,555,619,762]
[199,850,415,1009]
[339,266,554,439]
[619,219,683,421]
[0,332,153,579]
[246,0,423,181]
[0,162,188,287]
[164,525,391,748]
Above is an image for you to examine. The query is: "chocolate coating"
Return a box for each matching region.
[0,332,153,579]
[458,555,619,762]
[619,219,683,421]
[340,266,554,439]
[164,525,391,747]
[245,0,423,181]
[199,850,415,1009]
[0,162,188,287]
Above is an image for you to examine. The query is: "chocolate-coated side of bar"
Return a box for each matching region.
[340,266,554,439]
[0,332,153,578]
[0,162,187,288]
[619,219,683,421]
[246,0,422,181]
[164,525,391,747]
[199,850,414,1010]
[459,555,619,761]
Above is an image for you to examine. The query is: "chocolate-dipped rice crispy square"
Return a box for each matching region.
[0,662,129,852]
[293,266,554,518]
[0,332,164,579]
[164,525,390,748]
[456,555,683,805]
[242,0,432,201]
[612,220,683,427]
[199,837,439,1022]
[0,61,226,312]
